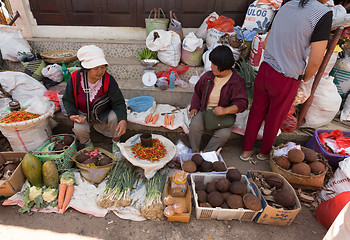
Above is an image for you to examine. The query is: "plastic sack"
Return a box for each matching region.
[23,96,52,115]
[280,105,297,133]
[256,0,283,10]
[156,65,189,84]
[302,76,342,128]
[146,30,181,67]
[41,64,63,83]
[242,0,276,33]
[341,94,350,121]
[323,200,350,240]
[0,25,31,62]
[205,16,235,49]
[249,33,267,71]
[319,157,350,201]
[195,12,219,40]
[182,32,203,52]
[316,191,350,229]
[44,90,60,111]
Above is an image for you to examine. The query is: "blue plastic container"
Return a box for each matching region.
[127,96,154,112]
[305,129,350,167]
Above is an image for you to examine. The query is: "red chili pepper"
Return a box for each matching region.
[131,138,167,162]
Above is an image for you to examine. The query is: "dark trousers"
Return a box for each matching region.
[243,62,300,155]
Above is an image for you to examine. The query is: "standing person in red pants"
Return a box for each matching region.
[240,0,332,161]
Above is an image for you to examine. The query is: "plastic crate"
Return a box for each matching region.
[179,153,227,173]
[127,96,154,112]
[305,129,350,167]
[191,173,262,221]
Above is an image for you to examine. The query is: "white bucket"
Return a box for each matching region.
[58,89,67,116]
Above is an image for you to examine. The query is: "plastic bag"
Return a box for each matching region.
[341,94,350,121]
[182,32,204,52]
[280,105,297,133]
[195,12,219,40]
[155,77,168,90]
[146,30,181,67]
[205,16,235,49]
[0,25,31,62]
[319,157,350,201]
[175,77,190,88]
[44,90,60,111]
[41,64,63,83]
[249,33,267,71]
[23,96,52,115]
[156,65,189,83]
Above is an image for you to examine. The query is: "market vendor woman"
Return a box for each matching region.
[189,45,248,152]
[62,45,127,152]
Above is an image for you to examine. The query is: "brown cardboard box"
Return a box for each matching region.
[0,152,26,198]
[247,170,302,226]
[164,177,191,223]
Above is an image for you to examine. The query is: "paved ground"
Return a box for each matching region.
[0,127,329,240]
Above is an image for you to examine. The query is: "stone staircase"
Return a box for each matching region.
[24,38,204,107]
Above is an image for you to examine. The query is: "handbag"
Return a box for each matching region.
[168,10,183,40]
[82,71,112,123]
[202,79,235,131]
[145,8,169,37]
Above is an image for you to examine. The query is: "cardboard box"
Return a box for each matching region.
[164,177,191,223]
[0,152,26,198]
[247,170,302,226]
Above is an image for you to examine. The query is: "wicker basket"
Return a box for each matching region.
[40,50,78,64]
[269,144,330,188]
[33,134,77,171]
[73,147,117,184]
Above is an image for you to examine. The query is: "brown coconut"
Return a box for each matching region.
[309,161,326,175]
[83,157,98,166]
[227,194,244,209]
[302,148,318,163]
[222,192,232,202]
[206,182,217,193]
[243,193,262,211]
[273,190,296,208]
[292,162,311,175]
[275,156,291,170]
[195,181,206,192]
[265,175,283,188]
[215,178,230,193]
[288,149,305,163]
[53,143,65,151]
[63,135,74,146]
[229,181,247,195]
[221,202,230,209]
[99,155,112,166]
[76,153,89,163]
[213,161,227,172]
[199,160,213,172]
[191,154,204,166]
[196,190,207,203]
[207,192,224,207]
[182,160,197,173]
[226,169,241,182]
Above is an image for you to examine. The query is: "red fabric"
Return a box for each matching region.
[318,130,350,154]
[243,62,300,155]
[316,191,350,229]
[206,16,235,32]
[156,65,189,83]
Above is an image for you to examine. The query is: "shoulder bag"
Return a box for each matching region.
[201,79,235,131]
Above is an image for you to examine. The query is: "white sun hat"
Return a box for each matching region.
[77,45,109,69]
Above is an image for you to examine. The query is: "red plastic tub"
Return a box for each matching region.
[305,129,350,167]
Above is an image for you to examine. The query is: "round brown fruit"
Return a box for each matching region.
[207,191,224,207]
[195,181,206,192]
[182,160,197,173]
[213,161,227,172]
[292,162,311,175]
[229,181,247,195]
[243,193,262,211]
[273,190,296,208]
[199,161,213,172]
[99,155,112,166]
[288,149,305,163]
[3,163,18,173]
[76,153,89,163]
[83,157,98,166]
[227,194,244,209]
[275,156,291,170]
[226,169,241,182]
[309,161,326,175]
[191,154,204,166]
[215,178,230,192]
[206,182,217,193]
[302,148,318,163]
[63,135,74,146]
[196,190,207,203]
[265,175,283,188]
[222,192,232,202]
[53,143,65,151]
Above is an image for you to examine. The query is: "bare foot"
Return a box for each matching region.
[241,150,253,159]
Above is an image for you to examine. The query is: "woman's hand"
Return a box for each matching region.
[70,115,86,124]
[213,106,226,115]
[116,120,127,136]
[189,109,198,119]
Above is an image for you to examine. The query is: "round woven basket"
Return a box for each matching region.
[269,144,329,188]
[73,147,117,184]
[40,50,78,64]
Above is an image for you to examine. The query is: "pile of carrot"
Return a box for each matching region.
[164,114,175,127]
[145,113,159,125]
[57,171,75,214]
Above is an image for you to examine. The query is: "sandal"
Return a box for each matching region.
[239,154,252,162]
[256,153,269,161]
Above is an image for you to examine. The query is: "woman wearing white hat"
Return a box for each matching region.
[63,45,127,153]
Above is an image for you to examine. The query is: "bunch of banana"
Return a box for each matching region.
[137,48,158,60]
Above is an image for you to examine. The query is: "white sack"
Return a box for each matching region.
[23,96,52,115]
[341,94,350,121]
[303,76,342,128]
[319,157,350,201]
[242,0,276,33]
[146,30,181,67]
[182,32,203,52]
[0,25,31,62]
[0,71,47,105]
[195,12,219,40]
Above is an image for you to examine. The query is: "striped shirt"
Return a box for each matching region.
[264,0,332,80]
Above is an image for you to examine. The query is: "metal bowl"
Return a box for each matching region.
[140,59,159,68]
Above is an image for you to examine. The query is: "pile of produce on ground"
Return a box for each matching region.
[131,138,167,162]
[0,109,40,123]
[182,153,227,173]
[75,149,114,167]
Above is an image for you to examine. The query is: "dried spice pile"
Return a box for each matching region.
[131,138,167,162]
